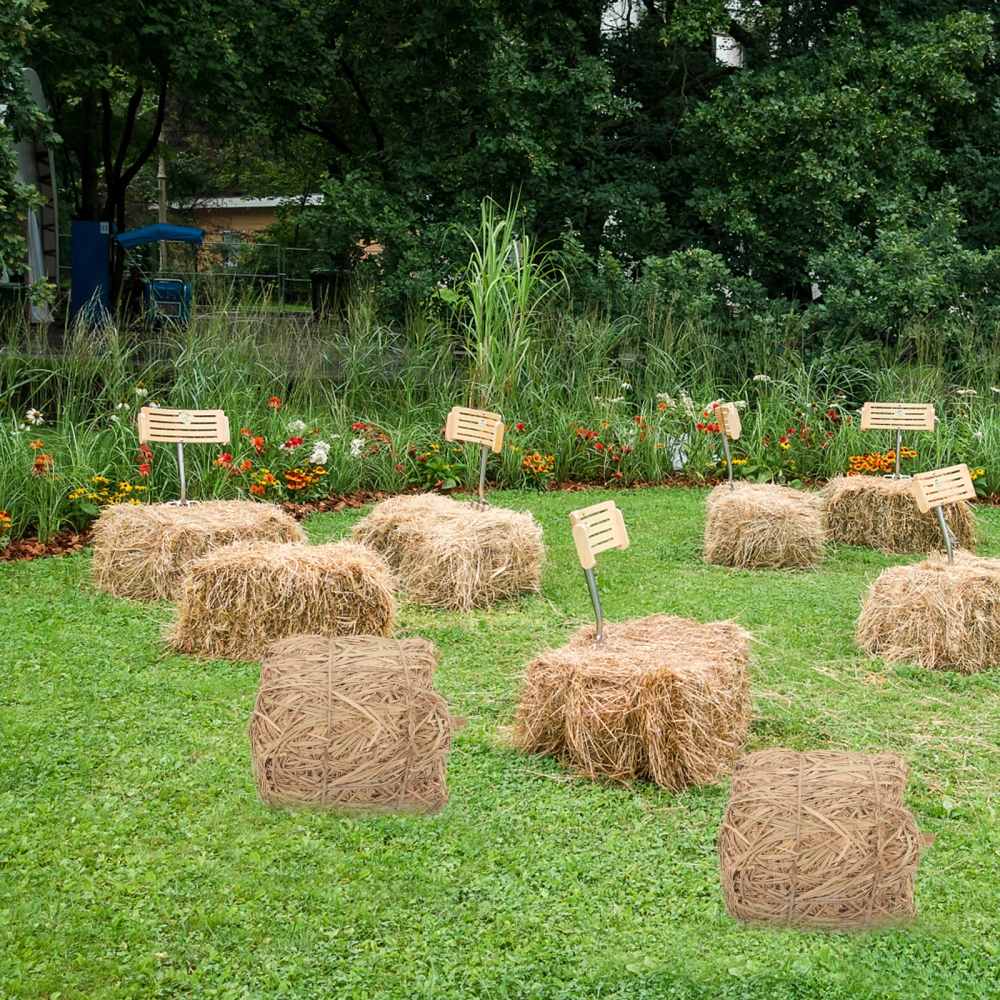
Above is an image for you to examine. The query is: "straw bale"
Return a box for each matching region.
[703,482,826,570]
[856,552,1000,674]
[91,500,304,601]
[719,748,929,931]
[249,634,458,813]
[824,475,975,553]
[168,540,395,661]
[350,493,545,611]
[511,615,752,790]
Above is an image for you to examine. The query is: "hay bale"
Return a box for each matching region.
[511,615,752,790]
[824,475,975,553]
[856,552,1000,674]
[249,634,457,813]
[168,540,395,661]
[350,493,545,611]
[91,500,305,601]
[704,482,826,570]
[719,748,929,931]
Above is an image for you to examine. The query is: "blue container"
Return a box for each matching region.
[147,278,192,323]
[70,220,113,323]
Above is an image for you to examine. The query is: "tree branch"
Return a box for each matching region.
[115,74,167,199]
[105,86,144,209]
[338,57,386,158]
[300,121,355,159]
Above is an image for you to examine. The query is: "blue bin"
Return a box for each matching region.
[147,278,192,323]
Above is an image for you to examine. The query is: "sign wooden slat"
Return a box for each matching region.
[860,402,935,432]
[137,407,230,444]
[444,407,504,452]
[910,464,976,513]
[569,500,630,570]
[716,403,742,440]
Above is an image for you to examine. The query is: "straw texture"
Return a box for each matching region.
[511,615,752,790]
[351,493,545,610]
[249,634,456,813]
[168,540,395,661]
[856,552,1000,674]
[824,475,975,553]
[719,748,928,931]
[704,483,826,570]
[91,500,305,601]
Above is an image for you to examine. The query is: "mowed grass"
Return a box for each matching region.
[2,487,1000,1000]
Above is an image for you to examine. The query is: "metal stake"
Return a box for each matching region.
[584,567,604,647]
[721,431,734,490]
[935,505,954,565]
[895,427,903,479]
[177,441,188,505]
[477,443,491,508]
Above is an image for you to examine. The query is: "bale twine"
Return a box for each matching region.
[512,615,752,790]
[703,483,826,570]
[856,552,1000,674]
[249,634,458,813]
[91,499,305,601]
[824,475,975,553]
[351,492,545,611]
[168,540,396,661]
[719,748,930,931]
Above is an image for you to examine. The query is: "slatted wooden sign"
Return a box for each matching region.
[570,500,630,571]
[860,403,935,432]
[444,407,504,453]
[137,407,230,444]
[911,464,976,514]
[716,403,742,440]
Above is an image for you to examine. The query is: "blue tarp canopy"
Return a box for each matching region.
[116,224,205,249]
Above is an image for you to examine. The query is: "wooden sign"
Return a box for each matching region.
[860,403,935,432]
[137,407,230,444]
[570,500,630,571]
[444,407,504,453]
[716,403,742,440]
[911,464,976,514]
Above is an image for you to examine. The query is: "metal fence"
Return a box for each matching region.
[56,233,339,313]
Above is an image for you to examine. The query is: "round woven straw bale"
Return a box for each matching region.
[168,540,396,661]
[719,748,929,931]
[91,499,305,601]
[512,614,752,790]
[703,483,825,570]
[350,492,545,611]
[824,475,975,553]
[856,552,1000,674]
[249,634,456,813]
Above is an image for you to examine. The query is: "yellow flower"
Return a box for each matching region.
[779,443,790,450]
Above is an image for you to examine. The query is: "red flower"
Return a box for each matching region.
[779,435,789,444]
[696,423,704,430]
[702,410,710,417]
[624,446,632,454]
[595,442,603,451]
[239,460,252,472]
[138,444,153,460]
[613,471,623,479]
[612,456,620,463]
[846,416,852,423]
[828,409,836,417]
[268,397,281,409]
[634,416,642,424]
[240,427,251,436]
[282,436,304,450]
[138,463,151,476]
[516,422,525,431]
[418,455,427,463]
[253,436,265,454]
[395,463,404,472]
[787,428,795,434]
[215,453,233,467]
[712,402,719,409]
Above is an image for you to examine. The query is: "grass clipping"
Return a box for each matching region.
[856,551,1000,674]
[719,748,929,931]
[168,540,396,661]
[351,493,545,611]
[511,614,752,790]
[704,483,826,570]
[249,635,457,813]
[91,500,305,601]
[824,475,975,553]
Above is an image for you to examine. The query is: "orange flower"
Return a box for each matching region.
[29,439,44,449]
[138,463,151,476]
[239,459,252,472]
[268,397,281,409]
[240,427,251,436]
[249,484,265,495]
[253,436,265,454]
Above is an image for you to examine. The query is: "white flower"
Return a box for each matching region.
[287,419,307,432]
[974,430,984,440]
[330,434,340,440]
[115,402,128,410]
[609,395,624,403]
[594,395,604,402]
[734,400,748,409]
[680,390,695,418]
[150,401,161,408]
[621,381,631,390]
[134,387,148,397]
[109,414,119,424]
[752,374,771,383]
[956,388,978,396]
[350,437,365,458]
[655,392,677,409]
[310,441,330,465]
[23,408,43,426]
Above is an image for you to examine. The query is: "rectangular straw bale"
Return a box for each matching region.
[719,748,928,931]
[512,615,752,790]
[91,499,305,601]
[168,540,395,661]
[824,476,975,553]
[704,483,826,570]
[856,552,1000,674]
[250,635,456,813]
[351,492,545,610]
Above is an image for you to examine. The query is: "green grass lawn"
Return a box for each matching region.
[2,487,1000,999]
